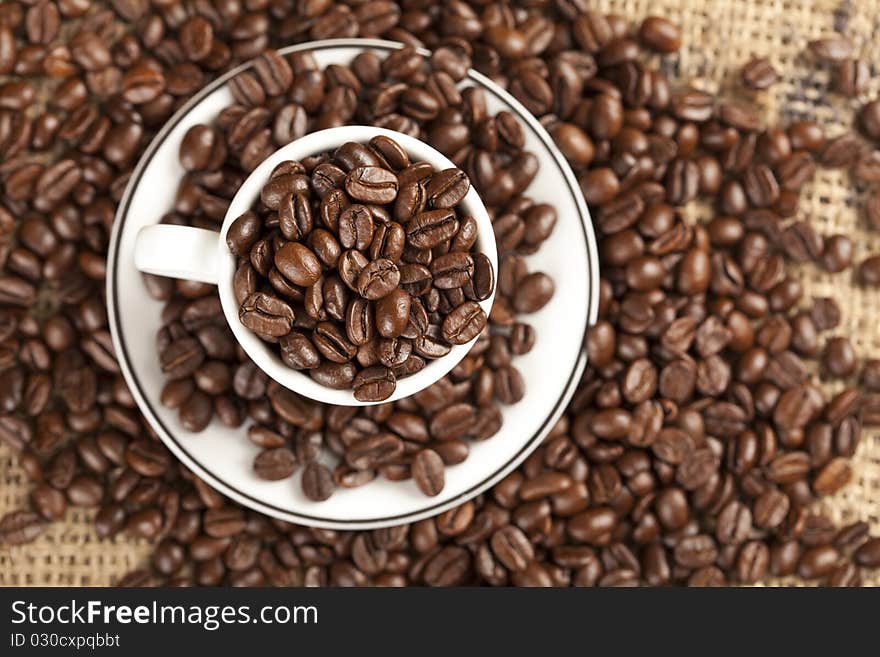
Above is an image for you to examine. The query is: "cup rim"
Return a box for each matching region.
[216,125,498,406]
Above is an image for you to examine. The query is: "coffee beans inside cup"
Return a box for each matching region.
[226,136,495,403]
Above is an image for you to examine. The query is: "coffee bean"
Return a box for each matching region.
[160,337,205,380]
[375,288,411,339]
[431,252,473,289]
[741,57,778,89]
[31,483,67,521]
[355,258,400,300]
[638,16,681,53]
[855,538,880,568]
[822,234,853,273]
[67,474,104,507]
[821,133,864,169]
[411,449,445,496]
[352,366,396,402]
[753,488,789,529]
[0,510,44,545]
[425,168,469,209]
[736,541,770,583]
[239,292,294,337]
[810,298,841,331]
[369,135,410,169]
[798,545,840,579]
[275,242,322,287]
[513,273,554,313]
[859,100,880,140]
[337,204,374,251]
[301,462,334,501]
[346,432,403,470]
[813,457,852,496]
[442,301,487,345]
[822,337,857,378]
[858,255,880,287]
[279,193,313,241]
[253,448,297,481]
[490,525,534,571]
[126,440,171,478]
[406,209,459,249]
[0,276,37,306]
[311,321,356,363]
[345,166,398,204]
[310,362,357,389]
[180,391,212,432]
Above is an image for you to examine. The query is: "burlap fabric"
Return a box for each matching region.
[1,0,879,586]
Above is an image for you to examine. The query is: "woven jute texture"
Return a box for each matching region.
[1,0,880,586]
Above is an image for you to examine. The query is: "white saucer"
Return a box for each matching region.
[107,38,599,530]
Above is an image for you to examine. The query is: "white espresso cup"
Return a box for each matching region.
[133,125,498,406]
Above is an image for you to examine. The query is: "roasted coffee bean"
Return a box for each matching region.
[313,322,357,363]
[160,338,205,380]
[352,366,396,402]
[425,168,470,209]
[822,337,857,379]
[180,124,226,172]
[357,259,400,300]
[810,298,841,331]
[375,289,411,339]
[822,234,853,273]
[67,475,104,507]
[858,99,880,140]
[859,255,880,287]
[346,166,398,203]
[443,301,487,345]
[31,483,67,521]
[126,440,171,478]
[370,221,406,263]
[821,133,864,169]
[407,209,459,249]
[513,273,554,314]
[253,448,297,481]
[238,292,294,337]
[279,193,313,241]
[431,252,474,289]
[250,241,274,278]
[275,242,322,287]
[0,511,45,546]
[180,392,213,432]
[301,462,334,501]
[638,16,681,53]
[411,449,445,496]
[798,545,840,579]
[394,181,427,223]
[855,538,880,568]
[753,488,789,529]
[311,362,357,389]
[741,57,778,89]
[338,205,375,251]
[338,249,370,291]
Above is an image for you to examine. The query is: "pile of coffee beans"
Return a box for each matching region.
[1,2,880,586]
[225,135,494,402]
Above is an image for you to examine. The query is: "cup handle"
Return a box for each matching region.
[134,224,221,285]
